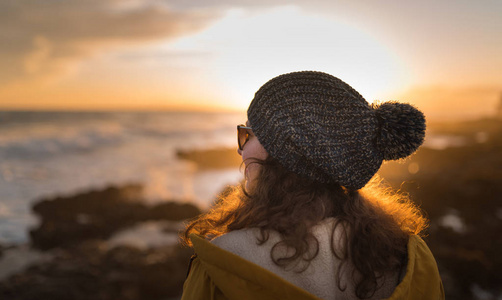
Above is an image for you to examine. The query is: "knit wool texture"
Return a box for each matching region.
[247,71,425,190]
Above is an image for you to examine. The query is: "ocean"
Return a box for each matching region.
[1,110,499,298]
[0,110,246,244]
[0,110,470,245]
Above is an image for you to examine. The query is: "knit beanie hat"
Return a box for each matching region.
[247,71,426,190]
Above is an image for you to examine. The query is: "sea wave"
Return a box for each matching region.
[0,111,242,159]
[0,125,125,159]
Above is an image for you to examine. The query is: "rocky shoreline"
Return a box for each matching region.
[379,118,502,299]
[0,184,201,300]
[1,118,501,300]
[176,147,242,170]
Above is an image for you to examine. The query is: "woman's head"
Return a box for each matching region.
[246,71,426,190]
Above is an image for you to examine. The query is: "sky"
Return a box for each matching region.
[0,0,501,119]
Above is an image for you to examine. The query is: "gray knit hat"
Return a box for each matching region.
[247,71,425,190]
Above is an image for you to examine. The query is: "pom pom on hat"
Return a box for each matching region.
[373,102,426,161]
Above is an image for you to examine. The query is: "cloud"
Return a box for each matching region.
[23,36,52,74]
[159,0,291,10]
[0,0,220,85]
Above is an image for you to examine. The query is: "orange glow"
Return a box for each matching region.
[0,2,499,117]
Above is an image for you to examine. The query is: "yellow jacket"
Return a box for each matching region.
[181,234,444,300]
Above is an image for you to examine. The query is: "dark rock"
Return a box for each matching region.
[0,241,193,300]
[147,202,201,221]
[30,184,201,250]
[0,244,15,260]
[177,147,241,169]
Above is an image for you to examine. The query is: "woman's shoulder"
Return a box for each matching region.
[211,228,279,255]
[210,228,257,248]
[211,228,283,268]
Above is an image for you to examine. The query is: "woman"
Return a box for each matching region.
[181,71,444,300]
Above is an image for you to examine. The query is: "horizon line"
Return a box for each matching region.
[0,106,246,114]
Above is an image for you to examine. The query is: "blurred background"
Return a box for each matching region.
[0,1,501,299]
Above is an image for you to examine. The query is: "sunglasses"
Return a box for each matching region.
[237,124,253,150]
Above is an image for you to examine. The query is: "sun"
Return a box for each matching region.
[167,5,411,109]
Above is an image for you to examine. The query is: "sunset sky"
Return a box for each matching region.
[0,0,500,119]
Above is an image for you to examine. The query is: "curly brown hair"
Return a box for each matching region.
[182,156,428,299]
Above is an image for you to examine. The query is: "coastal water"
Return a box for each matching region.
[1,111,501,299]
[0,110,246,244]
[0,110,484,245]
